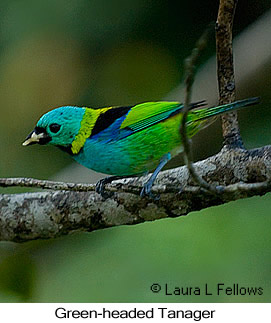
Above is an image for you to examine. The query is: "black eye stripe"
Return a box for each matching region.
[49,123,61,133]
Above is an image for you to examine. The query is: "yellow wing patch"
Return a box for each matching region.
[71,107,111,154]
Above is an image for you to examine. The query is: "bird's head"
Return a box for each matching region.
[23,106,85,152]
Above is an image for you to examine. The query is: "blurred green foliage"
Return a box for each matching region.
[0,0,271,302]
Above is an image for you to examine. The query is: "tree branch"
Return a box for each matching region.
[0,177,95,192]
[216,0,243,147]
[1,145,271,242]
[181,0,266,196]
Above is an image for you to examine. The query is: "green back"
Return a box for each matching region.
[120,102,182,130]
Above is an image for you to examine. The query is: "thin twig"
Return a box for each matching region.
[1,175,270,196]
[180,26,221,194]
[0,177,95,192]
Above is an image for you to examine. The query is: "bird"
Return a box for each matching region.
[23,97,259,198]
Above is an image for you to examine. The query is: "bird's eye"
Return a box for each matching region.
[49,123,61,133]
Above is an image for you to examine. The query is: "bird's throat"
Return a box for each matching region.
[71,107,111,154]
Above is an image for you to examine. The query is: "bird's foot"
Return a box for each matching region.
[140,182,160,200]
[95,175,126,199]
[140,153,171,200]
[95,177,114,199]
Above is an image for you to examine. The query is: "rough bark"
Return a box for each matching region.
[216,0,242,147]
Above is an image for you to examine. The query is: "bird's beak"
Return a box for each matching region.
[22,130,46,146]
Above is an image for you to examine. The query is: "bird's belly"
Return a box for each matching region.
[73,121,182,176]
[73,141,137,176]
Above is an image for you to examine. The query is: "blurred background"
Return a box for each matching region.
[0,0,271,302]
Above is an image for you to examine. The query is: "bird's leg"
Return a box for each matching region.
[140,153,171,199]
[96,175,125,199]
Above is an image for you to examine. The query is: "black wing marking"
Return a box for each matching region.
[90,106,132,137]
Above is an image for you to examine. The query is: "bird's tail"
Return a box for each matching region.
[193,97,260,121]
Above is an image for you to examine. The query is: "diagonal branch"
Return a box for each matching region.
[180,25,221,194]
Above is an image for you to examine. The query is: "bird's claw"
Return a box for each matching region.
[140,183,160,200]
[95,178,114,199]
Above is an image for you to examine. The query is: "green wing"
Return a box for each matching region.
[120,101,182,133]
